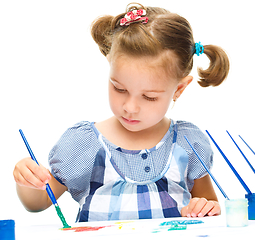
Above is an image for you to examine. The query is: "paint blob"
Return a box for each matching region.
[61,226,110,232]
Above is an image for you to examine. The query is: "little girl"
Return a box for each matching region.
[14,3,229,222]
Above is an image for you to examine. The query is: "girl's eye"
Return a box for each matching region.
[143,95,158,101]
[113,85,157,101]
[114,86,127,93]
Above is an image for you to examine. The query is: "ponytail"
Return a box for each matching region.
[197,45,230,87]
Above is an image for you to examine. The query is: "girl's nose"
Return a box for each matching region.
[123,96,139,114]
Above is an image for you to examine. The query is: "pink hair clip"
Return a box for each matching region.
[120,9,148,26]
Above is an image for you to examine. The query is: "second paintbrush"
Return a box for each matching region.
[19,129,71,229]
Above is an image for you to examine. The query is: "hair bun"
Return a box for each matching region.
[90,15,114,56]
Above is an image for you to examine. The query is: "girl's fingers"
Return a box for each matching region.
[182,198,200,217]
[181,198,221,218]
[207,201,221,216]
[181,205,189,217]
[197,200,215,217]
[15,171,46,190]
[190,198,208,217]
[28,161,51,183]
[19,166,47,190]
[24,166,48,189]
[13,158,51,190]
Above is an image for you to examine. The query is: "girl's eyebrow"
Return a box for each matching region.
[109,78,122,85]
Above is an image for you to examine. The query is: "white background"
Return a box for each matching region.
[0,0,255,226]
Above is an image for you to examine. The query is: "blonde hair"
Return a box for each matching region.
[91,3,229,87]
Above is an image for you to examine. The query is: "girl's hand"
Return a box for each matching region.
[13,157,51,190]
[181,197,221,218]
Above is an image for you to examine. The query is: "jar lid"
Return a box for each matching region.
[0,220,15,229]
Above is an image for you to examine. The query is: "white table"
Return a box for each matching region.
[15,215,255,240]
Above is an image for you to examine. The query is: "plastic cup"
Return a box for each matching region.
[0,219,15,240]
[245,193,255,220]
[225,199,248,227]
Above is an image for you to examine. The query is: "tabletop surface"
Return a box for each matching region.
[15,215,255,240]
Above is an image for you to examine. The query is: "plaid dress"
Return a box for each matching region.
[49,120,213,222]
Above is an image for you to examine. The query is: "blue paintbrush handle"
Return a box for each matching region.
[239,135,255,155]
[206,130,252,195]
[227,131,255,174]
[19,129,39,164]
[46,184,57,205]
[184,136,229,200]
[19,129,57,205]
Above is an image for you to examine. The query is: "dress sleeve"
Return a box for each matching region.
[176,121,214,191]
[48,121,101,203]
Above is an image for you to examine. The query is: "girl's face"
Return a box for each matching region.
[108,55,191,133]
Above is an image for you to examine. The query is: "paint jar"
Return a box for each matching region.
[0,219,15,240]
[225,199,248,227]
[245,193,255,220]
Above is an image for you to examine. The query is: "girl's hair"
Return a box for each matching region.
[91,3,229,87]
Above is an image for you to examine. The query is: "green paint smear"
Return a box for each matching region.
[55,205,71,229]
[152,224,187,233]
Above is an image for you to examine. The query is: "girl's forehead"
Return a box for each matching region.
[109,56,179,92]
[111,53,165,66]
[110,53,178,84]
[111,55,154,71]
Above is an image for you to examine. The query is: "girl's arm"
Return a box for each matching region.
[14,157,67,212]
[181,174,221,217]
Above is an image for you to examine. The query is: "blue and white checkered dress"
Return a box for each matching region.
[49,120,213,222]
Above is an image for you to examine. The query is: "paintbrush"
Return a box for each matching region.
[19,129,71,229]
[226,131,255,174]
[184,136,229,200]
[239,135,255,155]
[206,130,252,195]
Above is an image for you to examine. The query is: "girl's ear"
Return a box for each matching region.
[173,76,193,100]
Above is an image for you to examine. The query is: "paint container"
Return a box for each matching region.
[0,219,15,240]
[225,199,248,227]
[245,193,255,220]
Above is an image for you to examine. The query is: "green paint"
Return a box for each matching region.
[151,220,202,233]
[159,220,203,226]
[152,224,187,233]
[167,224,187,231]
[55,204,71,229]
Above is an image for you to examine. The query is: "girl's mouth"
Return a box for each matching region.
[122,117,140,125]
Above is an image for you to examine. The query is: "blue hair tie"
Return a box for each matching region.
[195,42,204,56]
